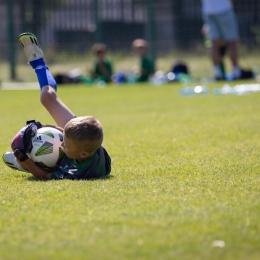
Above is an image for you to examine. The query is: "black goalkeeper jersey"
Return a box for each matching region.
[50,146,111,180]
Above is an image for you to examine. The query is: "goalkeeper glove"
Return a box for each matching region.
[11,123,38,162]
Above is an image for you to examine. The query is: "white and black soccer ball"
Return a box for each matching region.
[29,127,64,169]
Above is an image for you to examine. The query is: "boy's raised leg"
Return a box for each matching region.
[40,85,75,128]
[18,32,75,128]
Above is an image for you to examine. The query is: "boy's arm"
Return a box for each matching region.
[91,62,99,79]
[20,158,52,180]
[41,124,64,133]
[97,61,112,78]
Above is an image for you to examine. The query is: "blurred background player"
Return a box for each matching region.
[131,39,154,82]
[201,23,227,80]
[90,43,113,83]
[201,0,242,80]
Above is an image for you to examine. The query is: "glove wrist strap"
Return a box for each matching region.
[14,149,29,162]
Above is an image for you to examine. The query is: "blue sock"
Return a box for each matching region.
[29,58,57,90]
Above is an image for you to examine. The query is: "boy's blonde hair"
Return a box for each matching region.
[92,43,107,54]
[132,39,148,49]
[64,116,103,154]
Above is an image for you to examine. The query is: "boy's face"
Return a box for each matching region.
[62,135,87,161]
[134,46,146,56]
[96,50,105,60]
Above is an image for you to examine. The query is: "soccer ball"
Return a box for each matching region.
[29,127,64,169]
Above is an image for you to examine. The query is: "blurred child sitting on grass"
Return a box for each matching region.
[131,39,154,82]
[90,43,113,83]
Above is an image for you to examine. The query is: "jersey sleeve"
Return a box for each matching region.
[50,146,111,180]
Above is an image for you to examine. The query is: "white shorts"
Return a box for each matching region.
[204,9,239,41]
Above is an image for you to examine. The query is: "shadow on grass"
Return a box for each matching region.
[26,174,114,182]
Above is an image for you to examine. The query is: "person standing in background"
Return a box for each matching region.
[201,23,227,80]
[201,0,242,80]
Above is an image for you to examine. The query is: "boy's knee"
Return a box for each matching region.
[40,85,57,107]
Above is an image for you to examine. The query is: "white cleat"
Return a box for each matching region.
[2,152,28,173]
[18,32,44,62]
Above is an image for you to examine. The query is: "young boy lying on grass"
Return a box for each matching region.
[2,32,111,180]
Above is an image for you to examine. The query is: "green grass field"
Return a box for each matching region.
[0,81,260,260]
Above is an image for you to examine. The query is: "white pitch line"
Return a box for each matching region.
[0,82,39,90]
